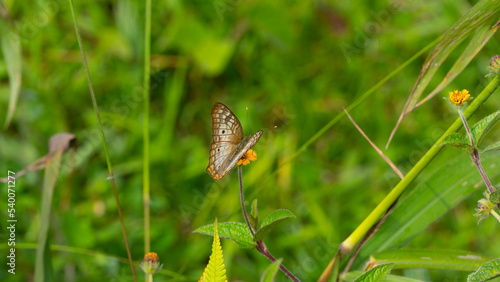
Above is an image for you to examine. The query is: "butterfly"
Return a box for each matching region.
[206,103,263,181]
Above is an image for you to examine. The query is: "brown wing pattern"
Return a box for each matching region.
[206,103,262,180]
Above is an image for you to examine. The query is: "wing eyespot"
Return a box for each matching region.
[222,130,225,134]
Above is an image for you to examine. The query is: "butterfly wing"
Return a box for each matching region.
[206,103,262,180]
[207,103,244,180]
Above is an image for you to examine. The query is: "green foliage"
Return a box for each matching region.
[260,258,282,282]
[371,249,490,271]
[253,209,296,242]
[468,258,500,282]
[194,222,254,249]
[2,0,500,281]
[437,133,472,154]
[353,263,393,282]
[472,111,500,146]
[0,24,21,129]
[356,151,500,268]
[200,219,228,282]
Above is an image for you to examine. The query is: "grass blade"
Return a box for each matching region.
[1,27,22,129]
[371,249,490,271]
[34,151,62,282]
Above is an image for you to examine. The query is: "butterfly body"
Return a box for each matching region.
[206,103,263,181]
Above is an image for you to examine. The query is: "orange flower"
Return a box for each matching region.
[237,149,258,166]
[449,89,471,106]
[140,252,163,275]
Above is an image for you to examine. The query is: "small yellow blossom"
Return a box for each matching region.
[237,149,258,166]
[449,89,471,106]
[140,252,163,275]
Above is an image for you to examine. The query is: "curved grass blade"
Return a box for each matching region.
[260,258,283,282]
[371,249,490,271]
[34,151,62,282]
[1,27,22,129]
[388,0,500,147]
[414,21,500,109]
[468,258,500,282]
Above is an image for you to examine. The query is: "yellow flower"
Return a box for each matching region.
[237,149,258,166]
[140,252,163,275]
[448,89,471,106]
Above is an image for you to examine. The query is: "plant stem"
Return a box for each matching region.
[143,0,152,256]
[68,1,137,281]
[491,210,500,222]
[238,166,255,236]
[339,73,500,254]
[256,241,300,282]
[458,108,495,194]
[238,166,299,281]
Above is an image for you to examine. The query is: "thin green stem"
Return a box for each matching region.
[339,73,500,254]
[143,0,152,255]
[491,209,500,222]
[68,1,137,281]
[238,166,255,236]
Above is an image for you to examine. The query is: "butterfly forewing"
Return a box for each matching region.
[206,103,262,180]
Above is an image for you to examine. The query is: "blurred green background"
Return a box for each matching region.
[1,0,500,281]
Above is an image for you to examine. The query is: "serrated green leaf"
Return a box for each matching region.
[471,111,500,146]
[200,218,228,282]
[254,209,296,242]
[372,249,490,271]
[344,271,424,282]
[436,133,473,154]
[354,150,500,269]
[353,263,393,282]
[467,257,500,282]
[260,258,283,282]
[481,141,500,153]
[194,222,255,249]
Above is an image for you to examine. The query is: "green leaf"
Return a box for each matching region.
[481,141,500,153]
[354,150,500,269]
[436,133,472,154]
[394,0,500,131]
[35,151,63,282]
[344,271,424,282]
[260,258,283,282]
[1,27,22,129]
[471,111,500,146]
[372,249,490,271]
[254,209,296,241]
[414,22,500,108]
[200,218,228,282]
[468,258,500,282]
[250,199,259,231]
[353,263,393,282]
[194,222,255,249]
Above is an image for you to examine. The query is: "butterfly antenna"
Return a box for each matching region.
[246,107,250,135]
